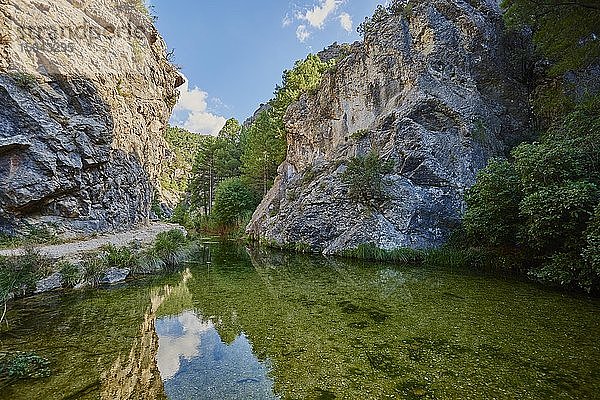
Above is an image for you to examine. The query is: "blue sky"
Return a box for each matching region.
[150,0,387,134]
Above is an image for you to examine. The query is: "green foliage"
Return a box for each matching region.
[464,97,600,291]
[181,52,334,231]
[501,0,600,76]
[240,110,286,195]
[240,53,333,196]
[212,178,258,226]
[162,126,204,194]
[341,151,394,203]
[358,1,413,37]
[151,196,167,221]
[100,244,137,269]
[0,352,51,380]
[80,255,107,288]
[350,129,370,141]
[583,205,600,272]
[0,250,52,303]
[188,119,243,216]
[139,229,190,273]
[9,72,37,89]
[471,119,488,144]
[520,181,598,252]
[531,81,576,124]
[271,54,335,120]
[0,226,61,250]
[294,242,312,254]
[464,160,522,246]
[58,261,80,289]
[529,252,598,291]
[300,166,318,185]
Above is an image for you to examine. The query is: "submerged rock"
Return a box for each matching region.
[247,0,531,254]
[0,0,181,237]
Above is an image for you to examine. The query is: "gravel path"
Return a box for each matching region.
[0,223,183,260]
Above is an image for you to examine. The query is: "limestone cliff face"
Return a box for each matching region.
[248,0,531,254]
[0,0,181,235]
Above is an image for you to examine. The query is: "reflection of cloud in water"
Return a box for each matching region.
[156,310,213,380]
[155,311,279,400]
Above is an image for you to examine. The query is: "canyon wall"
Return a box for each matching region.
[0,0,182,236]
[248,0,531,253]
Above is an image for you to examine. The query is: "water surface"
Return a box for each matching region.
[1,243,599,399]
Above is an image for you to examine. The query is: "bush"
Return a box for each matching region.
[58,261,80,288]
[462,96,600,291]
[583,205,600,275]
[529,252,599,292]
[9,72,38,89]
[139,229,191,273]
[520,181,599,253]
[0,250,51,301]
[341,151,394,203]
[80,255,107,288]
[100,244,137,269]
[464,160,523,246]
[212,178,258,226]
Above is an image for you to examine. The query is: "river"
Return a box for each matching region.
[1,243,599,399]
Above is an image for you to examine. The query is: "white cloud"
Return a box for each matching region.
[171,75,226,135]
[282,13,292,27]
[296,25,311,42]
[339,12,353,32]
[297,0,343,29]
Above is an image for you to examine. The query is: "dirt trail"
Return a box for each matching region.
[0,223,183,260]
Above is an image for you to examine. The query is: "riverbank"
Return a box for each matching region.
[0,223,185,262]
[0,224,191,314]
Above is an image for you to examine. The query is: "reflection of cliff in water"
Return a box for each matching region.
[100,270,193,400]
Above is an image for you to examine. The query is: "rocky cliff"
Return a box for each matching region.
[0,0,181,236]
[247,0,531,254]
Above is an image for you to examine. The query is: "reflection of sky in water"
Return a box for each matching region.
[155,310,279,400]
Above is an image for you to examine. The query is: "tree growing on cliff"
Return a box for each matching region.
[341,151,394,204]
[241,111,286,195]
[239,54,335,197]
[271,54,335,121]
[501,0,600,76]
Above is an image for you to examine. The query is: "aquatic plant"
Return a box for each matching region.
[57,261,81,289]
[342,243,423,264]
[80,254,107,288]
[0,352,50,380]
[0,250,52,324]
[100,244,137,269]
[138,229,192,273]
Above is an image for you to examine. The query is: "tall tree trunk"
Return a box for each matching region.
[209,163,213,214]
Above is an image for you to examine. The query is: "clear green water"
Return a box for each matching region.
[1,243,599,399]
